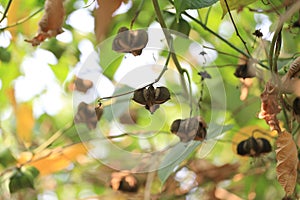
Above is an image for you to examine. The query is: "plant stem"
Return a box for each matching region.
[33,121,74,154]
[152,0,189,98]
[224,0,251,55]
[130,0,146,29]
[184,12,269,70]
[0,0,13,24]
[0,8,43,31]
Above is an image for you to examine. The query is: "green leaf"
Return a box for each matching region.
[170,17,191,36]
[0,47,11,63]
[174,0,219,20]
[158,141,201,184]
[0,148,16,167]
[158,123,233,184]
[220,0,258,18]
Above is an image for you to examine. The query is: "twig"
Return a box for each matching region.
[224,0,251,55]
[98,52,171,101]
[0,8,43,31]
[184,12,269,70]
[0,0,13,24]
[269,1,300,73]
[130,0,146,29]
[33,121,75,154]
[203,45,248,60]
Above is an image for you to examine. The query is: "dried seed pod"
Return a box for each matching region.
[170,116,207,142]
[95,102,103,121]
[73,77,93,93]
[234,55,256,79]
[110,171,138,193]
[132,85,170,114]
[252,29,263,38]
[237,137,272,157]
[293,97,300,115]
[112,27,148,56]
[74,102,98,130]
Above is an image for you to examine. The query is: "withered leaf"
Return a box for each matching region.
[74,102,98,130]
[276,131,298,196]
[170,116,207,142]
[132,85,170,114]
[112,27,148,56]
[25,0,65,46]
[258,82,281,132]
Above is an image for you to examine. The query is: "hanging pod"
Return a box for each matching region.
[132,85,170,114]
[112,27,148,56]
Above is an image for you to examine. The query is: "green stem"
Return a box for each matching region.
[152,0,189,98]
[0,8,43,31]
[130,0,146,29]
[184,12,269,70]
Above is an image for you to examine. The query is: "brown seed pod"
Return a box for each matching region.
[110,171,138,193]
[95,102,103,121]
[73,77,93,93]
[237,137,272,157]
[234,55,256,79]
[132,85,170,114]
[112,27,148,56]
[293,97,300,115]
[170,116,207,142]
[74,102,98,130]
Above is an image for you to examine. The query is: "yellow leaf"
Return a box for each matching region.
[220,0,258,18]
[276,131,298,196]
[16,104,34,147]
[19,143,89,176]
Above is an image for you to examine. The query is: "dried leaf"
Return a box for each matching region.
[7,88,34,147]
[239,78,253,101]
[276,131,298,196]
[18,143,88,176]
[25,0,65,46]
[94,0,124,42]
[258,82,281,132]
[16,104,35,147]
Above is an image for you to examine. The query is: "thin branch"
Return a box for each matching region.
[203,45,248,60]
[33,121,74,154]
[0,0,13,24]
[152,0,190,99]
[224,0,251,55]
[0,8,43,31]
[130,0,146,29]
[98,52,171,101]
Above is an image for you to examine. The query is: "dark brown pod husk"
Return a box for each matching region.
[237,137,272,157]
[74,77,93,93]
[234,56,256,79]
[110,171,138,193]
[74,102,98,130]
[132,85,170,114]
[170,116,207,142]
[112,26,148,56]
[95,102,104,121]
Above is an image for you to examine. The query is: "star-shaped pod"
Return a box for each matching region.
[170,116,207,142]
[132,85,170,114]
[112,27,148,56]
